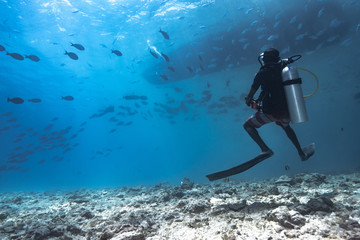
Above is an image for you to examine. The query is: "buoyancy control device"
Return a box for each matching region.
[256,52,319,124]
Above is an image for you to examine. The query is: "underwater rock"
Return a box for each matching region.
[32,226,51,240]
[113,231,145,240]
[82,210,95,219]
[0,172,359,239]
[0,211,9,221]
[266,206,306,229]
[211,200,247,216]
[180,177,194,190]
[275,175,294,185]
[66,225,84,235]
[184,200,211,214]
[306,197,335,213]
[268,186,280,195]
[339,219,360,231]
[294,204,312,215]
[293,172,327,185]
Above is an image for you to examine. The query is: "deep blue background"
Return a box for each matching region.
[0,0,359,192]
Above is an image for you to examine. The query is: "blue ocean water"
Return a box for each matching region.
[0,0,359,192]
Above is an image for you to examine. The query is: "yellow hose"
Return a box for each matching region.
[296,67,319,98]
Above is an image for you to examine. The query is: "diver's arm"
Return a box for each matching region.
[245,87,257,106]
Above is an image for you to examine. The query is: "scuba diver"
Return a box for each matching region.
[206,48,316,181]
[243,48,314,161]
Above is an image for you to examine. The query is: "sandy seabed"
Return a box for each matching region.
[0,172,360,240]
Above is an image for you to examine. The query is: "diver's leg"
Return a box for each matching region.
[243,121,273,155]
[282,125,308,160]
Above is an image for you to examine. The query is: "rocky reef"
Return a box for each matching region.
[0,172,360,239]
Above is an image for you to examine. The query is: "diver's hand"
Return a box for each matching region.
[245,96,252,106]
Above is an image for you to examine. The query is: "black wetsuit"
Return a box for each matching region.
[251,62,288,115]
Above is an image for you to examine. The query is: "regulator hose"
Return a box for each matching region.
[295,67,319,98]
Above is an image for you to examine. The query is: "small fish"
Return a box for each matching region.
[296,33,307,40]
[251,20,259,26]
[125,121,133,126]
[6,52,24,60]
[160,74,168,81]
[62,96,74,101]
[198,55,203,62]
[327,36,337,42]
[289,16,297,24]
[161,52,170,62]
[174,87,183,93]
[17,133,26,138]
[7,117,17,122]
[149,50,158,59]
[285,165,290,171]
[1,112,12,116]
[318,7,325,17]
[123,95,147,100]
[7,97,24,104]
[245,8,253,14]
[112,50,122,56]
[241,28,250,34]
[340,127,344,132]
[0,44,5,51]
[65,51,78,60]
[159,29,169,40]
[25,55,40,62]
[71,43,85,50]
[37,160,45,164]
[168,66,175,72]
[186,66,193,73]
[28,98,41,103]
[330,18,341,28]
[267,34,279,41]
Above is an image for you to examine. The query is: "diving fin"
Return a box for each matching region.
[301,142,315,161]
[206,152,273,181]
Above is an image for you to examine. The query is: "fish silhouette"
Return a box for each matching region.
[7,97,24,104]
[62,96,74,101]
[168,66,175,72]
[123,95,147,100]
[159,29,169,40]
[161,52,170,62]
[71,43,85,50]
[65,51,78,60]
[160,74,168,81]
[112,50,122,56]
[0,44,5,51]
[6,52,24,60]
[37,160,45,164]
[28,98,41,103]
[149,50,158,59]
[25,55,40,62]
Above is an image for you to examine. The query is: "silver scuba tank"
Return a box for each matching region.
[282,66,308,124]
